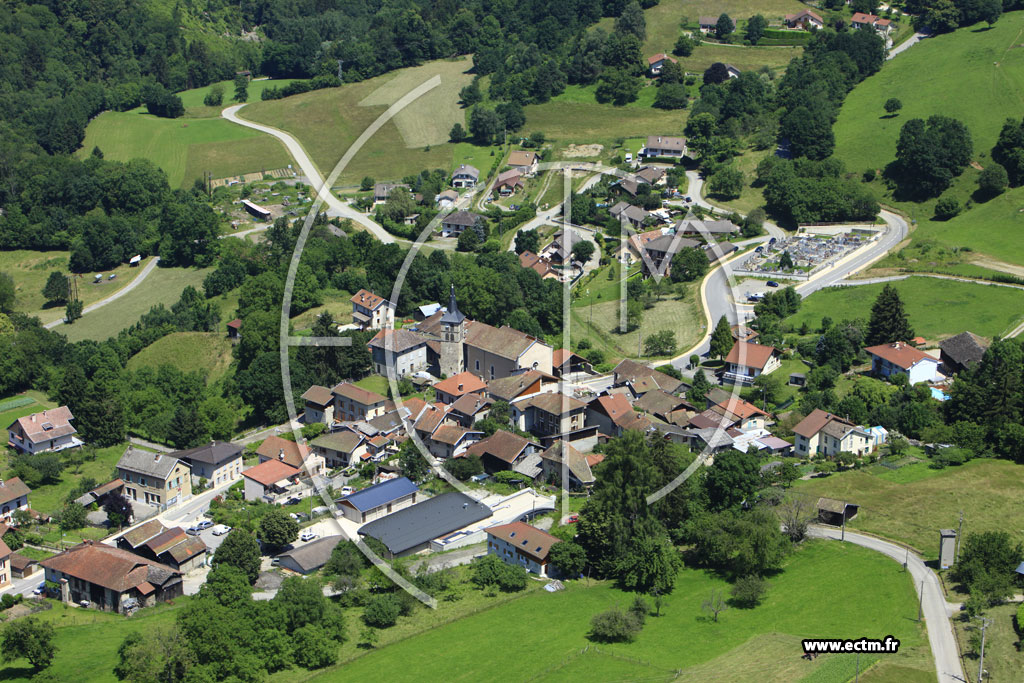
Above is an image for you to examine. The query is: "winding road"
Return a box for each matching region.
[221,104,395,244]
[44,256,161,330]
[808,525,966,683]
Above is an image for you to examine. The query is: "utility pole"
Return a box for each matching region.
[917,579,924,621]
[955,510,964,564]
[841,500,846,542]
[904,545,909,572]
[977,616,992,682]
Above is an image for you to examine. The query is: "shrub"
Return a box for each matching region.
[589,607,643,643]
[730,575,768,607]
[362,594,401,628]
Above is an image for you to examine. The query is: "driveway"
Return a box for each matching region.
[888,31,930,60]
[43,256,161,330]
[221,104,394,244]
[807,525,965,683]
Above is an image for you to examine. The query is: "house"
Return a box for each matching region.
[173,441,243,488]
[939,331,989,375]
[639,233,701,278]
[864,342,940,385]
[465,430,542,473]
[135,526,206,573]
[0,538,9,588]
[674,217,740,237]
[725,64,741,79]
[435,189,459,208]
[784,9,824,29]
[486,370,552,403]
[275,536,343,575]
[610,201,650,228]
[586,393,649,437]
[300,385,335,425]
[817,498,859,526]
[644,135,687,159]
[851,12,892,33]
[373,182,410,203]
[311,430,367,468]
[359,492,493,558]
[792,409,873,457]
[710,397,769,431]
[448,393,493,427]
[41,540,183,612]
[73,478,124,510]
[7,406,80,455]
[486,521,561,577]
[350,289,394,331]
[117,519,167,553]
[647,53,678,76]
[539,441,600,489]
[513,392,591,445]
[699,16,734,33]
[427,424,483,459]
[367,328,429,377]
[226,318,241,341]
[519,251,558,280]
[451,164,480,188]
[0,477,31,523]
[612,359,685,396]
[552,349,594,378]
[116,448,192,511]
[337,476,419,523]
[332,383,388,422]
[540,229,584,266]
[256,435,325,476]
[242,459,302,502]
[507,151,540,176]
[433,372,487,405]
[494,169,524,196]
[440,210,485,239]
[723,341,781,385]
[635,390,695,425]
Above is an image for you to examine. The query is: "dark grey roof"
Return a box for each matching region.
[359,492,492,555]
[172,441,242,467]
[339,477,418,512]
[276,536,343,574]
[440,284,466,326]
[939,331,988,369]
[442,210,482,227]
[117,447,188,480]
[644,233,700,254]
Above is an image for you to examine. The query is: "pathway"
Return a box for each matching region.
[221,104,394,244]
[888,31,930,60]
[43,257,161,330]
[807,525,966,683]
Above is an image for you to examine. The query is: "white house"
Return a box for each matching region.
[486,521,562,577]
[241,459,301,502]
[646,53,678,76]
[643,135,687,159]
[864,342,940,385]
[451,164,480,188]
[367,328,428,378]
[6,406,81,454]
[507,151,540,176]
[793,409,874,458]
[0,478,31,523]
[723,341,781,385]
[350,289,394,330]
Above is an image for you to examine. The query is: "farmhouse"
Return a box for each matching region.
[358,491,493,558]
[173,441,242,488]
[337,476,419,524]
[939,331,989,375]
[300,385,335,425]
[864,342,940,385]
[723,341,781,385]
[643,135,687,158]
[793,409,873,457]
[367,328,429,377]
[350,289,394,331]
[41,540,183,612]
[451,164,480,188]
[7,406,81,455]
[785,10,823,29]
[0,477,31,523]
[486,521,561,577]
[440,210,485,238]
[647,53,678,76]
[116,448,192,511]
[507,151,540,176]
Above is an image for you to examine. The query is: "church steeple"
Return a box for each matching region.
[439,283,465,378]
[440,283,465,325]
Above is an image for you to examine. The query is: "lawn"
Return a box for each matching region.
[60,266,212,343]
[784,276,1024,343]
[0,393,56,433]
[685,43,804,74]
[242,59,474,187]
[354,374,390,397]
[307,540,930,682]
[126,332,234,383]
[953,602,1019,683]
[523,99,684,153]
[792,457,1024,558]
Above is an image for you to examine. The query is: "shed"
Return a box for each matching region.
[276,536,343,575]
[336,476,419,524]
[817,497,858,526]
[788,372,806,387]
[939,528,957,570]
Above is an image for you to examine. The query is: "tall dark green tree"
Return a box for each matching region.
[866,284,914,345]
[745,15,767,43]
[709,315,734,359]
[211,529,262,583]
[42,271,68,305]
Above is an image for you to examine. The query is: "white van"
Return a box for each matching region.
[624,152,633,163]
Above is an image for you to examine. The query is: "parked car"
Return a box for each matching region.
[340,486,354,496]
[271,557,280,566]
[284,496,302,506]
[33,583,45,595]
[195,520,213,530]
[342,468,356,477]
[211,524,231,536]
[766,280,779,287]
[289,512,307,522]
[108,273,116,280]
[566,514,579,523]
[300,530,318,542]
[186,526,201,536]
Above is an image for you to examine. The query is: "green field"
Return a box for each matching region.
[953,601,1018,683]
[523,99,683,154]
[60,266,212,343]
[125,331,234,383]
[0,392,56,434]
[793,458,1024,558]
[310,541,930,682]
[0,442,129,516]
[785,276,1024,342]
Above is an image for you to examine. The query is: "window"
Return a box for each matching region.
[475,360,480,371]
[140,477,147,488]
[489,365,495,380]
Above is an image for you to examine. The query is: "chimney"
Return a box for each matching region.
[154,453,160,462]
[278,449,285,461]
[457,383,463,391]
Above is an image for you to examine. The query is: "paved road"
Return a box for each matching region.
[888,31,930,60]
[808,525,965,683]
[221,104,394,244]
[682,171,786,240]
[44,257,161,330]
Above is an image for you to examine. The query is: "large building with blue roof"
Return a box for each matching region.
[337,476,419,524]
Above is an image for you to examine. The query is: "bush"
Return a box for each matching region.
[934,196,961,220]
[589,607,643,643]
[470,554,528,592]
[730,575,768,607]
[291,624,338,669]
[362,594,401,628]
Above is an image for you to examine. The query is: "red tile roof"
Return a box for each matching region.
[724,341,778,370]
[647,53,678,65]
[793,409,855,439]
[486,521,561,561]
[242,459,301,486]
[433,372,487,398]
[8,406,76,444]
[256,435,311,469]
[715,397,768,420]
[864,342,934,370]
[41,541,180,593]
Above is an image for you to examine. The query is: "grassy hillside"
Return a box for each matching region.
[126,332,234,383]
[785,276,1024,341]
[311,541,929,682]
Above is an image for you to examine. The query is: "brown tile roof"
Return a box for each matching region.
[636,390,693,418]
[8,406,76,444]
[121,519,167,549]
[646,135,686,152]
[0,538,10,560]
[724,341,778,370]
[864,342,934,371]
[523,392,586,416]
[351,289,388,310]
[714,397,768,421]
[0,477,31,506]
[332,382,387,406]
[256,435,311,469]
[688,410,734,430]
[227,318,242,330]
[163,536,207,564]
[851,12,878,23]
[518,251,556,278]
[793,409,855,439]
[41,541,180,593]
[486,521,560,561]
[431,424,478,446]
[589,394,634,426]
[9,552,34,571]
[487,371,546,402]
[242,458,301,486]
[507,151,539,167]
[311,430,364,454]
[539,442,595,485]
[433,372,487,398]
[466,321,546,361]
[367,328,427,354]
[612,359,683,394]
[413,405,448,435]
[465,430,537,464]
[786,9,823,23]
[449,393,493,417]
[146,527,188,556]
[647,53,677,65]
